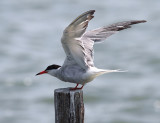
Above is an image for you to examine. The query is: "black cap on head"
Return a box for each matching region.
[45,64,61,71]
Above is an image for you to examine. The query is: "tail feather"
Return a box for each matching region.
[94,68,127,77]
[107,69,128,73]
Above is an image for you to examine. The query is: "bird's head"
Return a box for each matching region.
[36,64,61,76]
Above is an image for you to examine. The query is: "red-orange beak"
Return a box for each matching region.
[36,70,47,76]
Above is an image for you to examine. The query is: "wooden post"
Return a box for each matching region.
[54,88,84,123]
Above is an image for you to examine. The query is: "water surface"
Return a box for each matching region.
[0,0,160,123]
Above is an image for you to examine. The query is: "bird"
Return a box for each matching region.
[36,10,146,90]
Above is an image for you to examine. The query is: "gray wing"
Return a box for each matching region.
[63,10,95,38]
[62,10,146,69]
[61,10,95,69]
[83,20,146,42]
[80,20,147,66]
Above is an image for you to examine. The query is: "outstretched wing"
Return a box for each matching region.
[80,20,146,66]
[63,10,95,38]
[61,10,95,69]
[83,20,146,42]
[61,10,146,70]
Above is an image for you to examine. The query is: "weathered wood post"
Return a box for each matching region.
[54,88,84,123]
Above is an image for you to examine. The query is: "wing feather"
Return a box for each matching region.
[61,10,95,69]
[83,20,146,42]
[61,10,146,70]
[63,10,95,38]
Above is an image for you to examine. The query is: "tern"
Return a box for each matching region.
[36,10,146,90]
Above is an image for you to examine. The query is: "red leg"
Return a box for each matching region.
[75,84,79,88]
[79,85,84,89]
[70,84,84,90]
[70,84,79,90]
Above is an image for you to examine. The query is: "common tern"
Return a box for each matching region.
[36,10,146,90]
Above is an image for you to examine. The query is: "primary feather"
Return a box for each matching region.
[61,10,146,70]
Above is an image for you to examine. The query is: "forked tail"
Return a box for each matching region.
[93,68,126,77]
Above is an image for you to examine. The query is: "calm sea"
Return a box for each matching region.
[0,0,160,123]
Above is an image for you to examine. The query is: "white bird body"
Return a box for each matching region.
[36,10,146,90]
[49,66,119,85]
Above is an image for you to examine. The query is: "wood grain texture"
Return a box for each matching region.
[54,88,84,123]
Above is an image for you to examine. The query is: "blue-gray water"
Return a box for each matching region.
[0,0,160,123]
